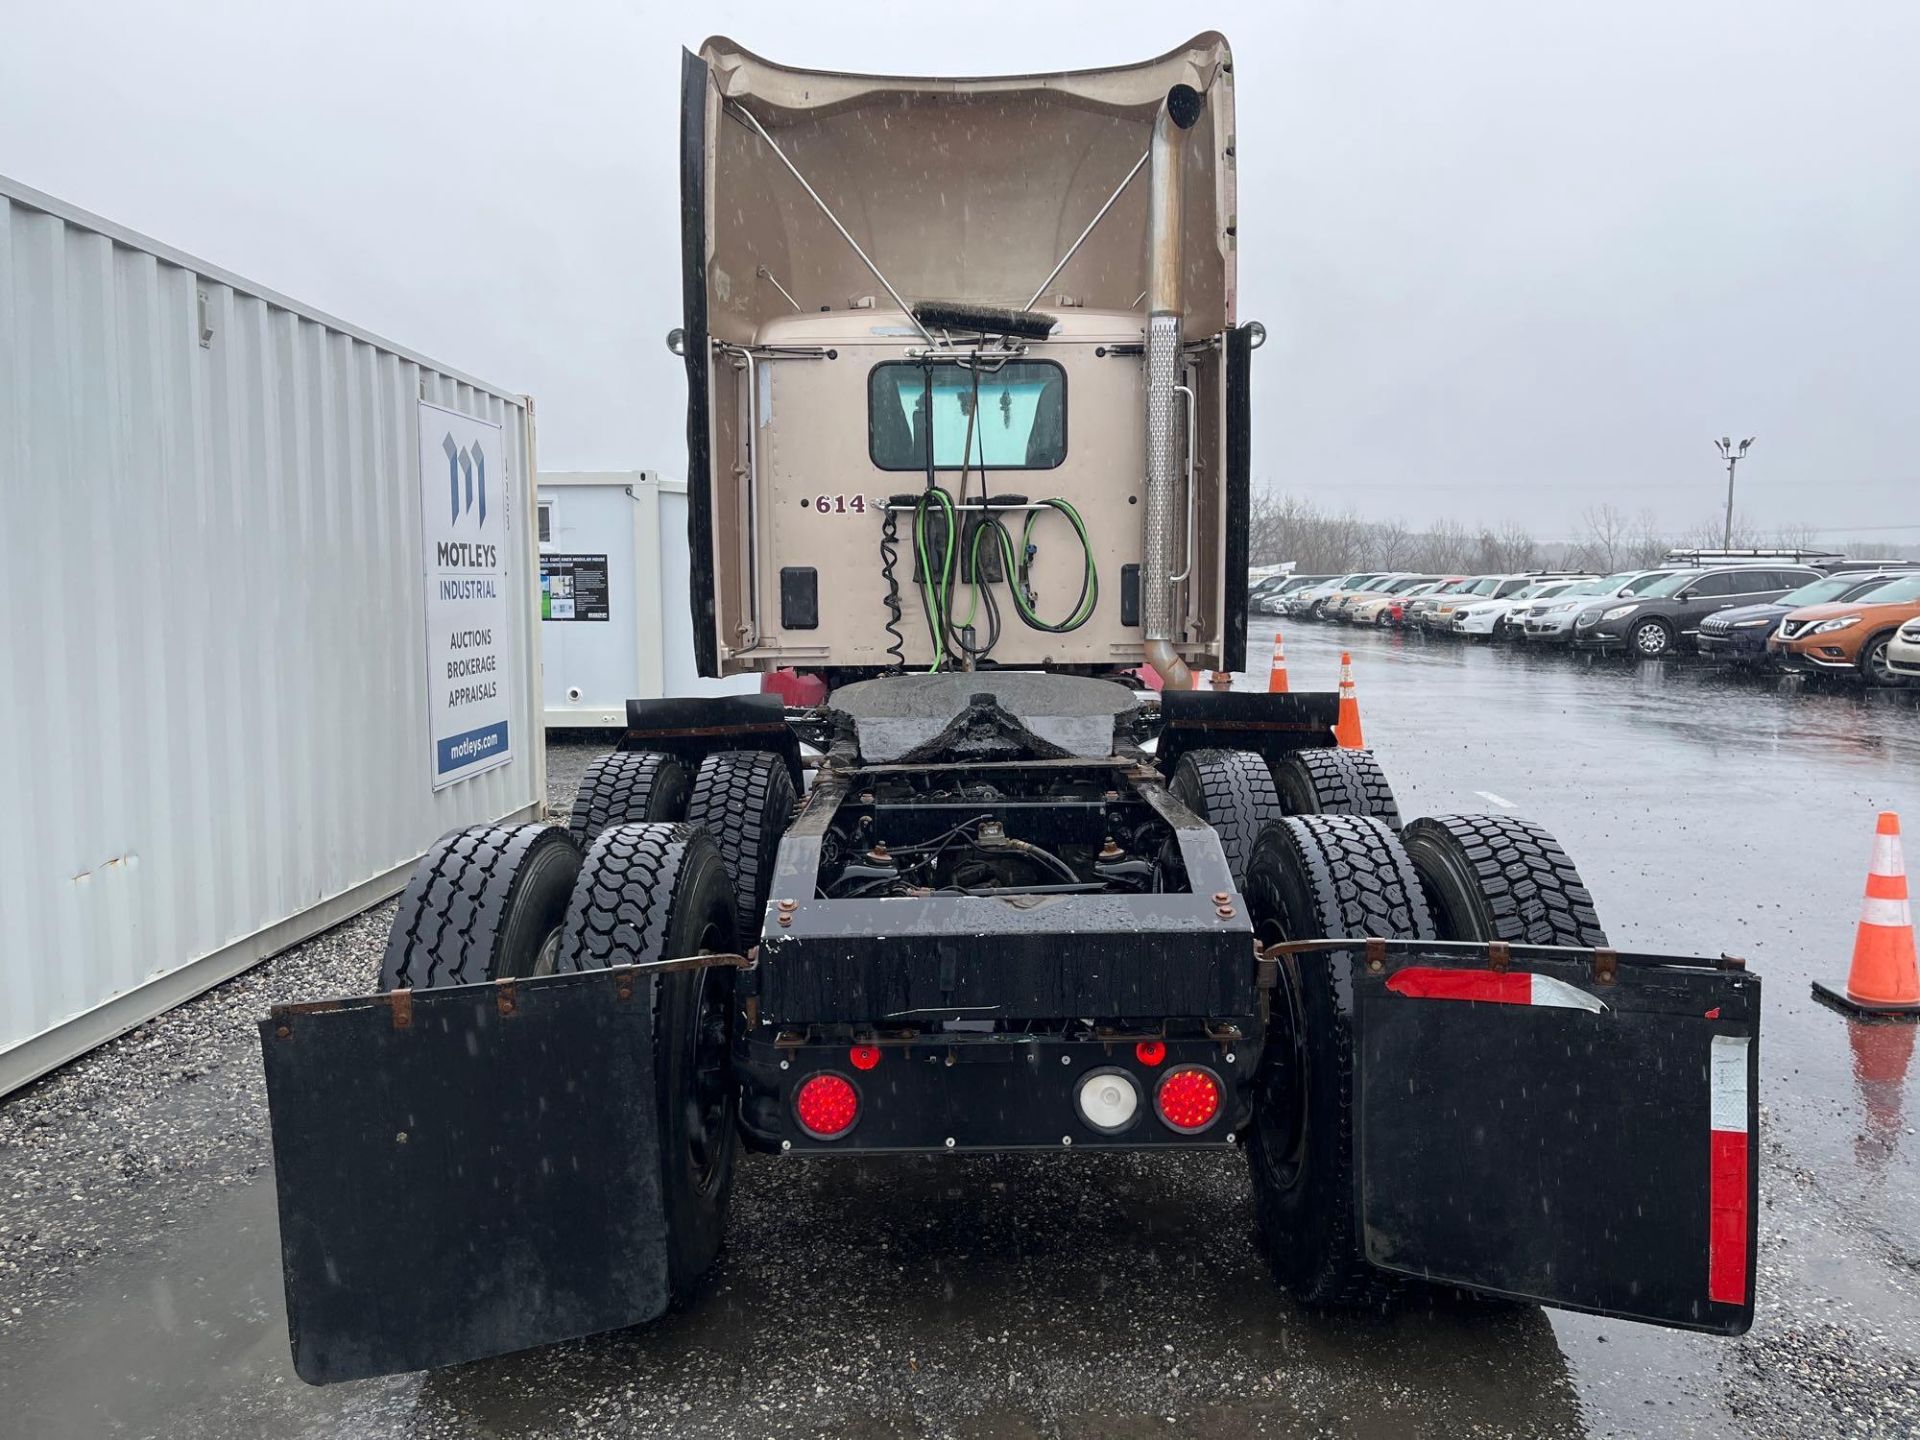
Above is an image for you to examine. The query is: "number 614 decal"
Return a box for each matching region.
[807,494,870,514]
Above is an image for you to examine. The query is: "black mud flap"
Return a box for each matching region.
[1340,940,1760,1334]
[259,969,668,1383]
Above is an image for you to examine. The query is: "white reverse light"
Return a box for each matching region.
[1075,1068,1142,1134]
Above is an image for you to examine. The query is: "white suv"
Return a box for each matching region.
[1453,578,1583,637]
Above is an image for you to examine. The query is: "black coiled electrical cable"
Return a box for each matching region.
[879,504,906,670]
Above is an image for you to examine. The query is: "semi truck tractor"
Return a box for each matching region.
[260,32,1760,1383]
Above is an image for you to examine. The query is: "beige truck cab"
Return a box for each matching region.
[674,33,1255,686]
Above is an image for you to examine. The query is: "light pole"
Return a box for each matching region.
[1714,436,1754,548]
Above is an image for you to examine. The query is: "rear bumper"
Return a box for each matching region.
[738,1026,1257,1154]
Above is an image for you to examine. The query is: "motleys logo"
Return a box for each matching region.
[444,432,490,527]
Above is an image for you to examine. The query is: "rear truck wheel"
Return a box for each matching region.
[1269,748,1400,827]
[1401,814,1609,948]
[558,822,741,1297]
[1168,748,1285,887]
[687,750,797,941]
[378,825,580,991]
[1240,814,1435,1309]
[1630,617,1674,658]
[568,750,691,849]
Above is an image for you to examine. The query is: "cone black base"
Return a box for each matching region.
[1812,980,1920,1022]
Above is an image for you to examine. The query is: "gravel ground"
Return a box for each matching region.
[3,674,1919,1437]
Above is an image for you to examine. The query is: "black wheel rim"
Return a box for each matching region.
[1243,858,1311,1195]
[1256,955,1310,1192]
[684,922,734,1194]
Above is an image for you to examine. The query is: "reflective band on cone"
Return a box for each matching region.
[1708,1035,1751,1305]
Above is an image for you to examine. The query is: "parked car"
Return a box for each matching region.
[1287,572,1384,619]
[1503,578,1613,643]
[1335,574,1438,623]
[1503,571,1674,644]
[1696,570,1918,663]
[1886,615,1920,681]
[1571,565,1824,658]
[1447,578,1570,638]
[1421,574,1538,632]
[1250,573,1333,615]
[1402,576,1475,629]
[1312,573,1398,621]
[1768,571,1920,685]
[1351,578,1444,626]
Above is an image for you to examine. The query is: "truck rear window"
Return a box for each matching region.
[868,360,1067,471]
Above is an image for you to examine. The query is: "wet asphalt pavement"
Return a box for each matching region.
[3,622,1918,1438]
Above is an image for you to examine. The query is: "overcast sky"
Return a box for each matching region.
[5,1,1916,541]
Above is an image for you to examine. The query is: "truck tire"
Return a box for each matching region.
[378,825,580,991]
[1401,814,1608,947]
[687,751,796,941]
[1241,815,1435,1309]
[1168,749,1285,887]
[568,750,691,849]
[558,823,740,1297]
[1270,748,1400,827]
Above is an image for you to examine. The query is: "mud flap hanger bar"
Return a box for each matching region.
[1256,936,1745,988]
[268,953,755,1033]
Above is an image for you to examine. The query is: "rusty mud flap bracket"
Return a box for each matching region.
[260,955,750,1384]
[1266,938,1760,1334]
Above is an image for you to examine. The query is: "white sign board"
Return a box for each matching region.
[418,401,514,788]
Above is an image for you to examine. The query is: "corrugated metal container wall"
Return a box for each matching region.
[0,176,546,1094]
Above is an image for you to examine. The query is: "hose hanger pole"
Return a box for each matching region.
[725,102,936,346]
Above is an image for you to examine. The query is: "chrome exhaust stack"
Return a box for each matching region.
[1142,83,1205,691]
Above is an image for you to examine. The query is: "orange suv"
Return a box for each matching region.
[1769,572,1920,685]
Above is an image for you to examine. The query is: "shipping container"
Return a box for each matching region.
[0,174,546,1095]
[538,470,756,727]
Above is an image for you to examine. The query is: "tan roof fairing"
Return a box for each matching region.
[695,33,1235,340]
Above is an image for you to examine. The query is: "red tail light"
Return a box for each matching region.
[849,1045,881,1071]
[1134,1039,1167,1066]
[794,1073,860,1139]
[1154,1066,1222,1133]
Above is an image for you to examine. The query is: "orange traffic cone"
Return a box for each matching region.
[1267,632,1290,694]
[1334,651,1365,749]
[1813,813,1920,1019]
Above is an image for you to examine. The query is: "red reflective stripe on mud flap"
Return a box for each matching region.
[1386,968,1531,1004]
[1385,967,1608,1013]
[1709,1035,1752,1306]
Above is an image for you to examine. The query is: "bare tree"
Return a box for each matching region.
[1841,539,1909,561]
[1768,520,1824,552]
[1579,504,1631,572]
[1679,512,1761,550]
[1628,509,1670,568]
[1369,519,1415,570]
[1471,523,1539,573]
